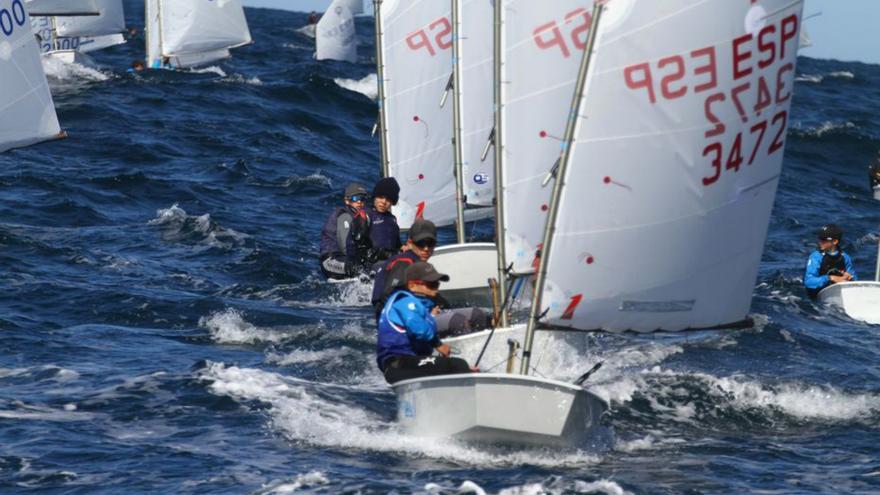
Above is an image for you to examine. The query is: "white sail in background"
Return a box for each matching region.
[499,0,596,274]
[378,0,456,228]
[540,0,805,332]
[25,0,97,16]
[1,0,62,152]
[457,0,493,207]
[316,0,356,63]
[799,26,812,48]
[77,33,124,52]
[151,0,251,68]
[55,0,124,38]
[340,0,363,15]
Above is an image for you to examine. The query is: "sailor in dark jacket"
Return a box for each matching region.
[376,262,476,384]
[372,219,491,336]
[345,177,403,275]
[319,183,369,280]
[804,223,857,299]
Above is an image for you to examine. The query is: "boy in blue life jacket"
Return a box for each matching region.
[376,261,478,384]
[319,183,369,280]
[804,223,857,299]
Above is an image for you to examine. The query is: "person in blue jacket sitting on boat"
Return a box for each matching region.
[804,223,857,299]
[376,261,477,384]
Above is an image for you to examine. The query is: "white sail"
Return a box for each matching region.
[316,0,356,63]
[799,26,812,48]
[499,0,596,274]
[54,0,124,38]
[340,0,363,16]
[160,0,252,58]
[24,0,97,16]
[1,0,61,152]
[77,32,124,53]
[540,0,806,332]
[457,0,493,207]
[378,0,456,228]
[144,0,161,67]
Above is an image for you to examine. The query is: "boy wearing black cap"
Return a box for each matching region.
[319,183,369,280]
[804,223,857,299]
[376,261,477,384]
[365,177,402,259]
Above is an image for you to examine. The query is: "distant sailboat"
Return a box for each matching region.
[31,0,126,65]
[1,0,64,152]
[315,0,360,62]
[145,0,253,69]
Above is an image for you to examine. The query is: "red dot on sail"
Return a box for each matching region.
[418,174,424,180]
[586,256,594,264]
[541,204,548,211]
[603,176,611,184]
[539,131,547,138]
[413,116,420,122]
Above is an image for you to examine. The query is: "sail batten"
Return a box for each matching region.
[538,0,806,333]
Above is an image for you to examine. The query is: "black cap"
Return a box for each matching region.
[344,183,368,198]
[373,177,400,205]
[816,224,843,241]
[409,219,437,242]
[405,262,450,284]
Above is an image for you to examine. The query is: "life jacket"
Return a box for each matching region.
[818,251,847,277]
[366,207,401,251]
[376,291,436,371]
[371,251,418,311]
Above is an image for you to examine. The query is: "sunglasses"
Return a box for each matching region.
[414,239,437,249]
[419,280,440,290]
[348,195,366,203]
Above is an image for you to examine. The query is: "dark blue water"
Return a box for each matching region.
[2,3,879,494]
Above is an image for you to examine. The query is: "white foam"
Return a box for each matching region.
[259,471,329,494]
[649,368,880,421]
[795,71,854,84]
[222,73,263,86]
[188,65,227,77]
[41,55,110,82]
[429,479,632,495]
[829,70,855,79]
[200,309,290,344]
[334,73,378,100]
[266,347,358,366]
[0,403,96,422]
[148,203,249,246]
[200,362,603,467]
[794,121,857,137]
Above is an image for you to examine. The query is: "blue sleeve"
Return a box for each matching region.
[804,252,829,290]
[391,296,436,342]
[845,253,858,281]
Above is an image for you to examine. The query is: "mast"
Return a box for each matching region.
[492,0,508,327]
[373,0,391,178]
[450,0,466,243]
[520,2,604,375]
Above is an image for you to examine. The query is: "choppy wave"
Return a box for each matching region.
[334,73,378,100]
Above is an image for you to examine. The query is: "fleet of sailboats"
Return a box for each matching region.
[2,0,868,450]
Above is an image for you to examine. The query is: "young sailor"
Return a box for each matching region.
[371,219,491,336]
[345,177,403,274]
[804,223,857,299]
[319,183,369,280]
[376,262,477,384]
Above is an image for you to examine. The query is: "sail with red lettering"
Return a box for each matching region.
[376,0,456,228]
[1,0,62,152]
[499,0,596,274]
[539,0,805,332]
[456,0,494,207]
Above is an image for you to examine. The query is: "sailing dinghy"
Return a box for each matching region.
[373,0,496,307]
[818,241,880,324]
[396,0,806,447]
[1,0,64,153]
[145,0,252,69]
[31,0,126,66]
[315,0,361,63]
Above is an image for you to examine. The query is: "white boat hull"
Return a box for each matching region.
[873,185,880,201]
[43,50,97,68]
[432,243,497,308]
[818,281,880,324]
[393,373,610,448]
